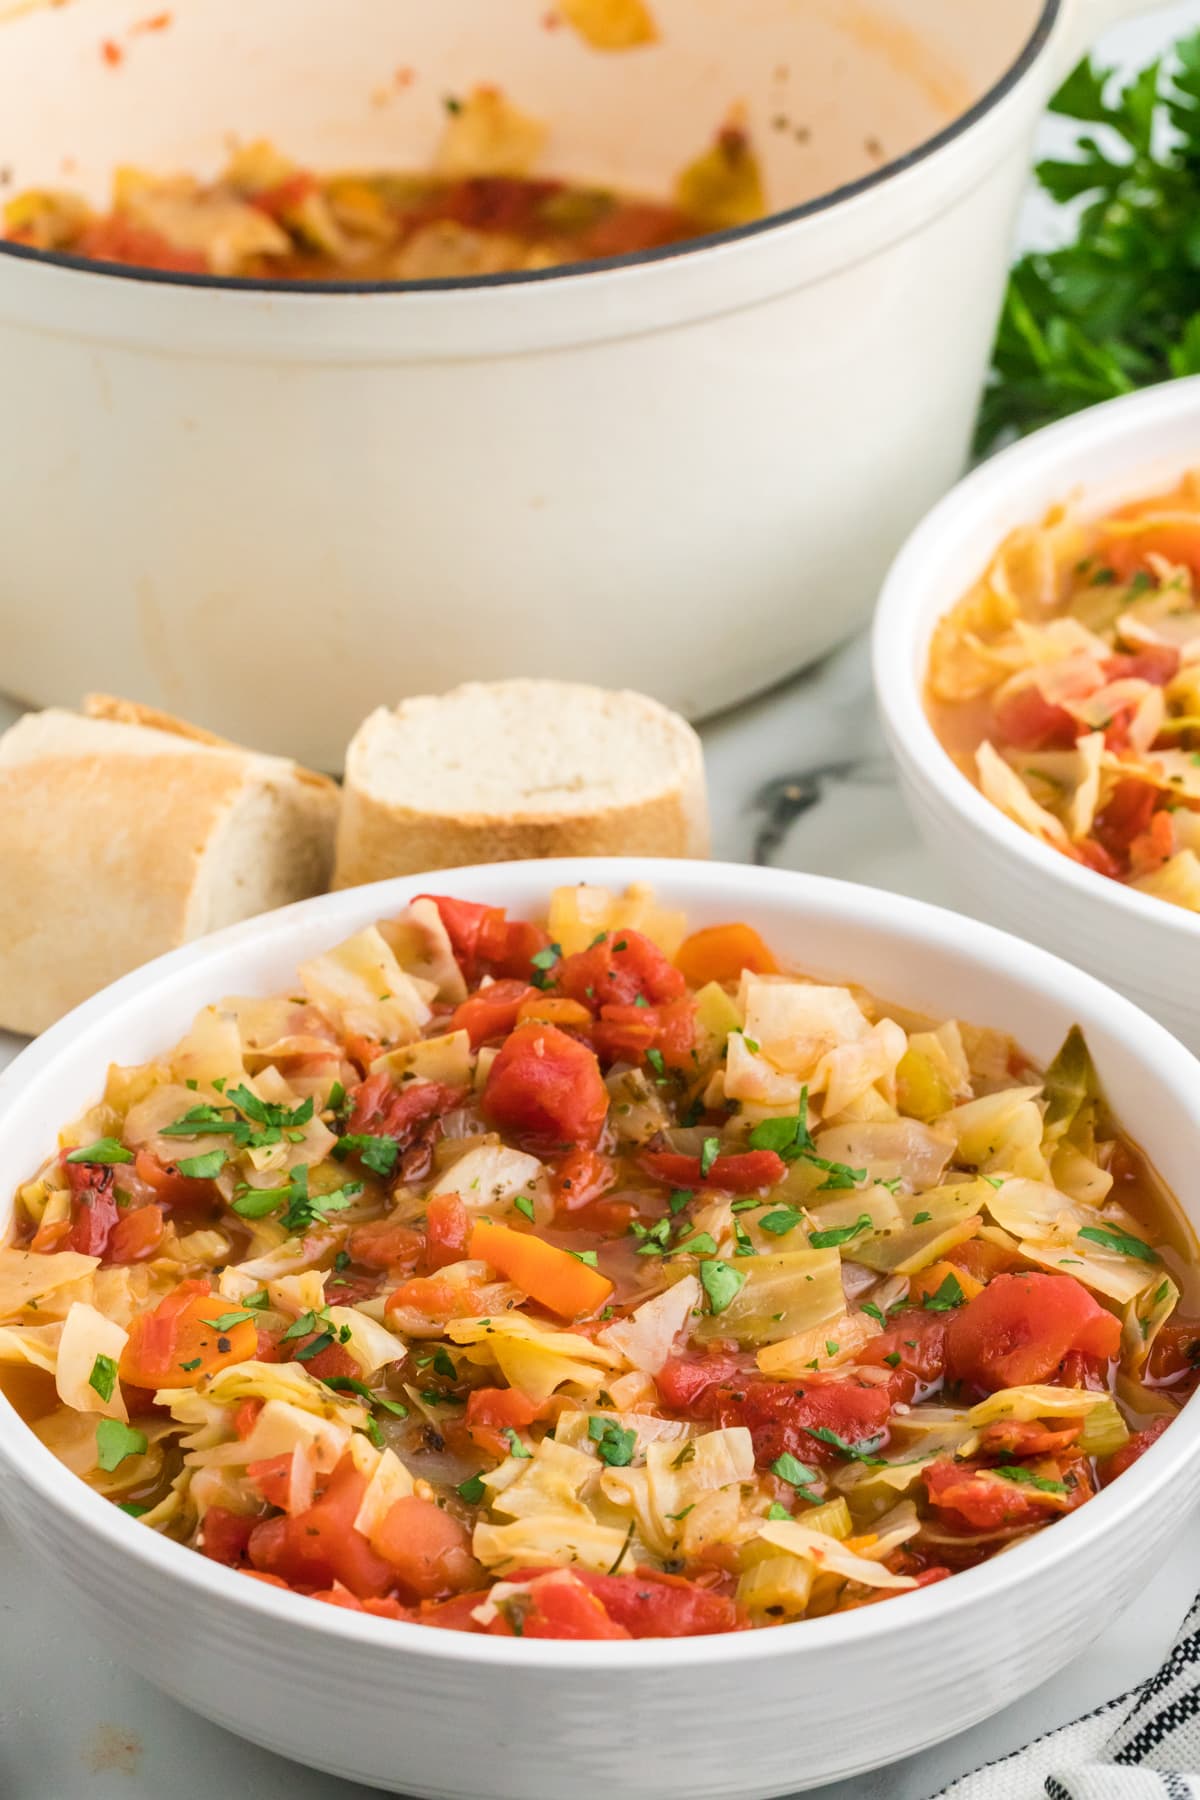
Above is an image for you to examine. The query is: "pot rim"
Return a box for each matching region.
[0,0,1060,299]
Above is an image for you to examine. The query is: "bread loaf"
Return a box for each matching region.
[0,697,339,1033]
[333,680,709,886]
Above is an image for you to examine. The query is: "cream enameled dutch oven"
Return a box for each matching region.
[0,0,1150,765]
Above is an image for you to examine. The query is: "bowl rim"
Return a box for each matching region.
[871,376,1200,950]
[0,0,1059,297]
[1,854,1197,1670]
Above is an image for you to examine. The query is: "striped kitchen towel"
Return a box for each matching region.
[935,1595,1200,1800]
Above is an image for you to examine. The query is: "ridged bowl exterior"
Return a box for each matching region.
[1,859,1198,1797]
[873,379,1200,1056]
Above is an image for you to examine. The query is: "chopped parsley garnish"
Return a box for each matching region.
[759,1206,805,1237]
[668,1189,693,1215]
[912,1210,932,1225]
[432,1347,457,1380]
[805,1426,887,1465]
[200,1309,256,1331]
[747,1092,814,1160]
[699,1258,745,1315]
[747,1088,864,1190]
[673,1232,718,1258]
[176,1149,227,1179]
[294,1332,335,1362]
[243,1288,270,1311]
[118,1502,149,1518]
[458,1473,487,1505]
[1078,1224,1159,1264]
[921,1273,967,1312]
[733,1222,757,1258]
[588,1416,637,1467]
[766,1502,792,1521]
[95,1418,147,1472]
[529,943,563,989]
[179,1357,202,1372]
[513,1194,536,1222]
[334,1133,400,1179]
[769,1452,820,1500]
[503,1428,532,1459]
[88,1354,118,1403]
[993,1465,1068,1495]
[570,1248,600,1268]
[646,1047,667,1078]
[65,1139,132,1166]
[807,1212,873,1249]
[699,1136,721,1178]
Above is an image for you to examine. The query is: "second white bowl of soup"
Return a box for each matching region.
[873,378,1200,1054]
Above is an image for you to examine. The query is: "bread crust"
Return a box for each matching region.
[333,684,709,886]
[0,702,338,1034]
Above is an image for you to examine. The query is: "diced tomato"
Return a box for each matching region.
[29,1218,72,1253]
[62,1158,119,1257]
[465,1386,542,1457]
[924,1459,1072,1529]
[1074,838,1124,880]
[547,1147,634,1232]
[346,1074,466,1145]
[423,1192,471,1272]
[1092,780,1161,862]
[234,1398,264,1440]
[254,1327,283,1364]
[346,1217,424,1273]
[247,1450,314,1516]
[975,1418,1083,1457]
[573,1567,739,1637]
[200,1507,258,1567]
[75,216,209,273]
[943,1238,1022,1284]
[1129,809,1176,879]
[655,1353,743,1414]
[581,199,694,258]
[854,1310,947,1403]
[106,1203,164,1264]
[482,1022,609,1153]
[640,1149,785,1195]
[711,1376,893,1469]
[249,171,319,219]
[247,1458,395,1599]
[450,979,537,1047]
[1103,647,1180,686]
[591,997,697,1070]
[554,929,687,1013]
[490,1570,630,1640]
[311,1584,413,1622]
[549,1147,614,1212]
[415,895,549,983]
[674,923,778,988]
[991,683,1081,751]
[418,1591,490,1632]
[1048,1349,1111,1393]
[369,1496,479,1601]
[1100,1415,1172,1483]
[945,1273,1120,1394]
[386,1275,485,1322]
[132,1150,220,1212]
[283,1330,361,1383]
[1147,1318,1200,1391]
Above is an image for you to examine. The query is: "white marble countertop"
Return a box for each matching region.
[5,6,1200,1794]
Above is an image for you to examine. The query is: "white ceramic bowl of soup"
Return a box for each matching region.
[0,855,1197,1800]
[0,0,1151,766]
[872,378,1200,1056]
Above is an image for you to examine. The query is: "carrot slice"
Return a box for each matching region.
[674,923,777,987]
[468,1218,612,1318]
[120,1281,258,1389]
